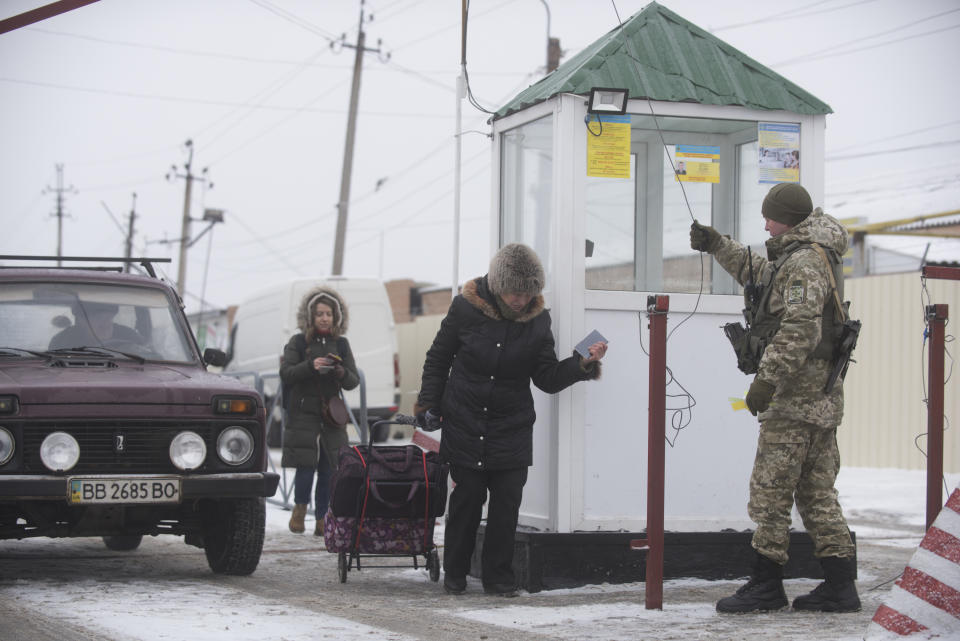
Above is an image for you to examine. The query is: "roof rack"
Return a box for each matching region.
[0,256,172,278]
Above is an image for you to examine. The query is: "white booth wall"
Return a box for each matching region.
[491,94,827,534]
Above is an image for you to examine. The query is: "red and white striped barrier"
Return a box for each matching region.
[866,484,960,639]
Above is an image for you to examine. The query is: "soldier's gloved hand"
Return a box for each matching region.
[745,379,775,416]
[690,221,721,253]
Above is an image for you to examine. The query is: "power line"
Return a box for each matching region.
[0,76,449,118]
[25,25,531,78]
[826,139,960,161]
[246,0,339,42]
[712,0,879,32]
[770,8,960,67]
[193,46,337,150]
[773,22,960,67]
[830,120,960,153]
[26,26,342,64]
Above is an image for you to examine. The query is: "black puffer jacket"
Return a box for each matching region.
[417,276,599,471]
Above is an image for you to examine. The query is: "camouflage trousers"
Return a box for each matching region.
[748,418,855,565]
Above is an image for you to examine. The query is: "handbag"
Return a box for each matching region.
[323,394,350,428]
[329,444,449,518]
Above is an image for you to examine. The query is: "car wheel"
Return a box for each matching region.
[201,497,266,576]
[102,534,143,551]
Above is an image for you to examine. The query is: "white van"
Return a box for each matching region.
[225,277,400,441]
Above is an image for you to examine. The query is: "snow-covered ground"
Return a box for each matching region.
[1,467,958,641]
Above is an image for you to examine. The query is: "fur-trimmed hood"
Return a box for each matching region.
[462,276,545,323]
[296,285,349,339]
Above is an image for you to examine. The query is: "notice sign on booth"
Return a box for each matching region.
[675,145,719,183]
[758,122,800,184]
[586,114,631,178]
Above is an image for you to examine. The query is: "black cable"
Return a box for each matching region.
[609,0,705,444]
[585,113,603,137]
[637,311,697,448]
[460,1,496,115]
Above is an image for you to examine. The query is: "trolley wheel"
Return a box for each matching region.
[427,549,440,582]
[338,551,348,583]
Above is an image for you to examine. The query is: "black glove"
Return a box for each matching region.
[416,408,443,432]
[690,221,721,253]
[745,379,775,416]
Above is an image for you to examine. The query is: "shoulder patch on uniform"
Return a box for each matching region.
[787,280,805,304]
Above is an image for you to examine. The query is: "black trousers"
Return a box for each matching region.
[443,465,528,587]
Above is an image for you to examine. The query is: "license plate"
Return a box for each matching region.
[69,477,181,504]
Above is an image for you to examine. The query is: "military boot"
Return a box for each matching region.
[792,556,861,612]
[288,504,307,533]
[716,552,789,613]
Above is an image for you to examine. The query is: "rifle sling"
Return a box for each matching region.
[810,243,846,323]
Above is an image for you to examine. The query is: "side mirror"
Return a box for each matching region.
[203,348,227,367]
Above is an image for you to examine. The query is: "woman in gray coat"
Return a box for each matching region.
[280,287,359,535]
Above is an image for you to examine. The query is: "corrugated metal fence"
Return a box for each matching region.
[839,271,959,473]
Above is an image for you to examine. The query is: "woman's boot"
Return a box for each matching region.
[288,504,307,533]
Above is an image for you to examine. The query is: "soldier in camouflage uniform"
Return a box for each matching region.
[690,183,860,614]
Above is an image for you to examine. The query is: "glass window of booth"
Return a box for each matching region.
[585,115,779,295]
[500,114,554,271]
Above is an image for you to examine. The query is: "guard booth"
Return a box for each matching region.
[480,2,837,591]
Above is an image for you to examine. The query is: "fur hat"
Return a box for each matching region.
[487,243,545,296]
[762,183,813,226]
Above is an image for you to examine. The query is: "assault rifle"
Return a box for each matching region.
[722,248,762,374]
[824,318,861,393]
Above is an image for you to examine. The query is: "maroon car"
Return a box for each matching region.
[0,257,279,575]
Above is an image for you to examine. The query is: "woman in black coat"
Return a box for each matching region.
[415,243,608,595]
[280,287,359,536]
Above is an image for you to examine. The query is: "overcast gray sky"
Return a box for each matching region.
[2,0,958,313]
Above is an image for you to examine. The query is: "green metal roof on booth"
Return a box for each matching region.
[493,2,832,121]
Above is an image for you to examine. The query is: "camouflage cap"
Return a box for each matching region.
[762,183,812,226]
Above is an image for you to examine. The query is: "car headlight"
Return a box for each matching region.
[216,426,253,466]
[40,431,79,472]
[0,427,14,466]
[169,431,207,471]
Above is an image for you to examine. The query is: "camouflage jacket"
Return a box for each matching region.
[711,208,849,428]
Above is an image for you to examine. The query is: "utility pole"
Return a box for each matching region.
[540,0,562,73]
[453,0,467,294]
[331,0,388,276]
[43,163,77,267]
[124,192,137,272]
[166,140,211,297]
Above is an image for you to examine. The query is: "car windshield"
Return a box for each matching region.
[0,281,195,363]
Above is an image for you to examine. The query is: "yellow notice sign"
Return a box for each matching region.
[675,145,720,183]
[586,114,631,178]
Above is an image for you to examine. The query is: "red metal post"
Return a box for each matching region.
[645,295,668,609]
[925,304,948,530]
[0,0,100,35]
